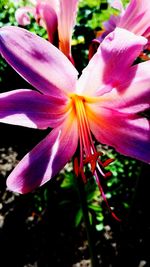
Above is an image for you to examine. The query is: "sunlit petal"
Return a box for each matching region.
[100,61,150,113]
[87,105,150,163]
[58,0,78,60]
[36,1,58,43]
[0,26,78,97]
[0,89,68,129]
[118,0,150,37]
[77,28,147,96]
[6,116,78,193]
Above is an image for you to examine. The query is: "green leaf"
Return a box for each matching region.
[88,203,102,212]
[75,208,83,227]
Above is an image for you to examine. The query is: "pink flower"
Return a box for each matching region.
[89,0,150,58]
[15,0,78,62]
[105,0,150,37]
[0,26,150,197]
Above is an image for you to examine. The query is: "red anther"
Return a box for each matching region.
[104,171,112,178]
[102,158,115,167]
[84,152,102,173]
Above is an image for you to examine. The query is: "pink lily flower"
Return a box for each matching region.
[89,0,150,58]
[0,26,150,197]
[15,0,78,62]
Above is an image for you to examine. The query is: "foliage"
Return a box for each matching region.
[60,145,141,232]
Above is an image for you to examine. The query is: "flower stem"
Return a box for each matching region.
[77,175,98,267]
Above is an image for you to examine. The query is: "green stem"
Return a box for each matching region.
[77,175,98,267]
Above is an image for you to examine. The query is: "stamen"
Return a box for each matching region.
[73,157,87,183]
[70,94,119,220]
[95,172,121,222]
[102,158,115,167]
[84,151,103,174]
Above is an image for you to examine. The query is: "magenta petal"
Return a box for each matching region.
[36,2,58,43]
[102,61,150,113]
[77,28,147,97]
[100,27,147,89]
[77,46,105,96]
[88,106,150,163]
[0,26,78,97]
[103,15,120,33]
[118,0,150,36]
[6,117,78,194]
[0,89,68,129]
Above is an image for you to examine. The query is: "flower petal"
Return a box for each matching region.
[58,0,79,60]
[15,7,35,26]
[0,89,68,129]
[35,2,58,43]
[99,61,150,113]
[77,28,147,96]
[87,105,150,163]
[118,0,150,37]
[0,26,78,97]
[103,15,120,34]
[6,116,78,193]
[100,27,147,89]
[45,0,59,13]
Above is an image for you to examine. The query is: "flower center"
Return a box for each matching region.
[70,94,110,176]
[69,94,120,221]
[71,94,95,162]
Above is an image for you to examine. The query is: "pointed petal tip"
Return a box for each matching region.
[6,179,24,194]
[0,25,78,96]
[105,27,148,47]
[6,173,45,194]
[6,171,33,194]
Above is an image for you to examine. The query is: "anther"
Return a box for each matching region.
[83,152,103,173]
